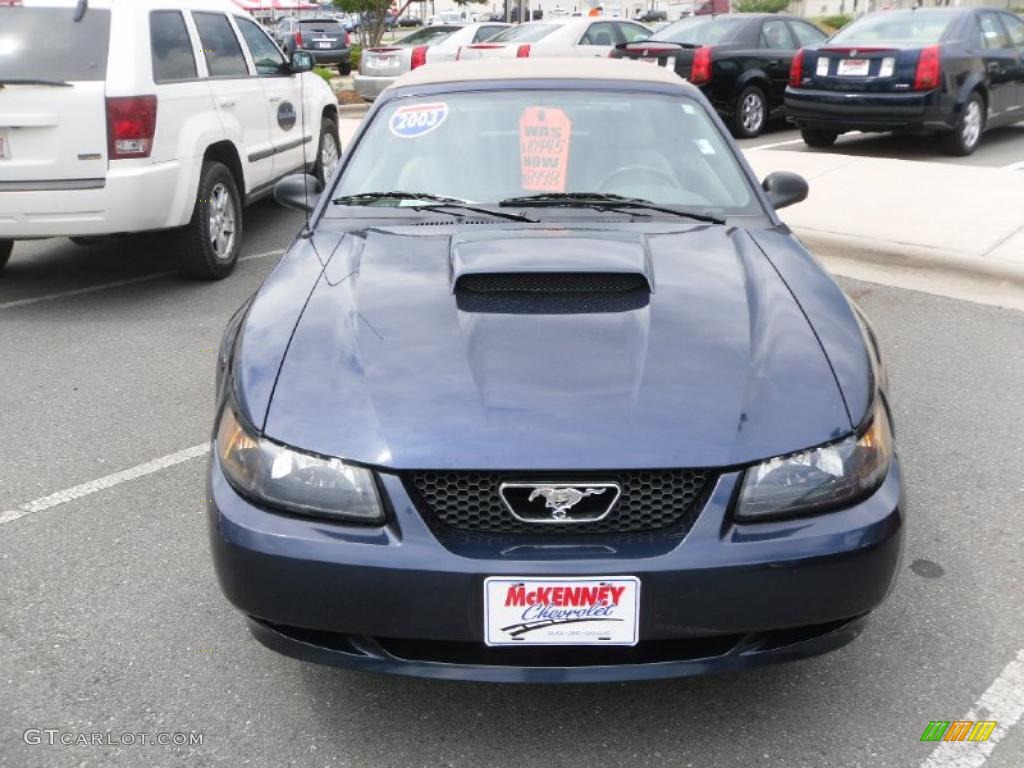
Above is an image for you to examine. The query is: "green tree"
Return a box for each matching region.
[734,0,790,12]
[334,0,486,47]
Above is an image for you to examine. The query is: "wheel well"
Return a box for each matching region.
[322,104,338,126]
[203,141,245,195]
[738,76,770,97]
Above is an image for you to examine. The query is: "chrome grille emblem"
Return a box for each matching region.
[499,482,622,524]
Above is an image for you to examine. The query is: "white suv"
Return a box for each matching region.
[0,0,341,279]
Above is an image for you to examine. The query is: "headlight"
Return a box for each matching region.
[736,403,893,521]
[215,406,384,524]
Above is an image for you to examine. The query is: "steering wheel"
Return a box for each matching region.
[597,164,679,192]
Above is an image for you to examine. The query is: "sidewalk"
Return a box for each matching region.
[745,148,1024,284]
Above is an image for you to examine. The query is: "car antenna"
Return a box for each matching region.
[300,56,312,238]
[73,0,88,22]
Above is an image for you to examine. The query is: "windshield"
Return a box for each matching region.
[0,7,110,81]
[651,16,744,45]
[395,26,460,45]
[333,91,757,215]
[488,24,561,43]
[829,11,955,46]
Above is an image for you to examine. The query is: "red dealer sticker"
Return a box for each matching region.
[519,106,572,193]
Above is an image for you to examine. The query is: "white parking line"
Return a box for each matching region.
[0,249,281,311]
[749,138,806,150]
[0,443,210,526]
[1001,160,1024,171]
[920,648,1024,768]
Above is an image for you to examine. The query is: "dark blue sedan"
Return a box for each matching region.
[207,59,904,683]
[785,8,1024,155]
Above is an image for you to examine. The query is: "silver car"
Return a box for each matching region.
[354,22,510,101]
[458,18,652,60]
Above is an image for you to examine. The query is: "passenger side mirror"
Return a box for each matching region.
[274,173,323,213]
[291,51,314,73]
[761,171,809,210]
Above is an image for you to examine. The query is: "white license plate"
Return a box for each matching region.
[837,58,870,76]
[373,55,395,67]
[639,55,674,68]
[0,129,9,160]
[484,576,640,646]
[317,41,332,49]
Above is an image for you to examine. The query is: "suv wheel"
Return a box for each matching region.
[314,116,341,186]
[942,93,984,156]
[801,128,839,148]
[732,86,767,139]
[0,239,12,272]
[178,160,242,280]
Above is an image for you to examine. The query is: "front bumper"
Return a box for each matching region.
[0,159,192,239]
[353,73,395,102]
[207,454,904,682]
[784,87,952,133]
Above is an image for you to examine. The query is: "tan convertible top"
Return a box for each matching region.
[391,58,690,91]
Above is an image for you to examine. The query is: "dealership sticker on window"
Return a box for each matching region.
[519,106,572,193]
[389,102,448,138]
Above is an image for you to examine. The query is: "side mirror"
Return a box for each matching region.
[761,171,809,210]
[290,50,314,73]
[274,173,323,213]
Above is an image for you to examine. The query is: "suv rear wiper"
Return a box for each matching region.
[0,78,73,88]
[498,193,725,224]
[333,191,535,222]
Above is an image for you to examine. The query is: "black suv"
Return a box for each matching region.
[611,12,828,137]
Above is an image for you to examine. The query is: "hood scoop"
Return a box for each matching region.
[450,230,653,314]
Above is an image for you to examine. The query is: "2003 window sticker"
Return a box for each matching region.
[389,102,449,138]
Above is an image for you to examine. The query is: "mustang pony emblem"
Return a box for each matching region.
[528,487,608,520]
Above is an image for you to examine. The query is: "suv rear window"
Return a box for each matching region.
[150,11,198,83]
[0,7,110,82]
[829,10,955,46]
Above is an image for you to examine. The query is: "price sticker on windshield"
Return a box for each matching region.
[389,102,448,138]
[519,106,572,193]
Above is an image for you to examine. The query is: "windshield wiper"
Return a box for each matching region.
[498,193,725,224]
[332,191,536,222]
[0,78,73,88]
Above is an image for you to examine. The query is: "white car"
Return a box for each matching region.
[457,18,651,60]
[355,22,510,101]
[0,0,340,279]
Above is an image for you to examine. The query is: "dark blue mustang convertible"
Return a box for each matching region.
[207,59,904,683]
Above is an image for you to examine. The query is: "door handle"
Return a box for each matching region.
[218,98,236,108]
[269,95,283,102]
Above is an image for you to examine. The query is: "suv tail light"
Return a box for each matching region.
[690,46,712,85]
[106,96,158,160]
[789,48,805,88]
[294,31,304,48]
[914,45,941,91]
[410,45,428,69]
[344,31,350,46]
[517,44,531,58]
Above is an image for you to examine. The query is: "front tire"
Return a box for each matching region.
[178,160,242,281]
[314,115,341,186]
[801,128,839,148]
[0,239,12,272]
[942,93,984,156]
[731,85,767,139]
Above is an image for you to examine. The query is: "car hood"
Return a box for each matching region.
[258,225,853,470]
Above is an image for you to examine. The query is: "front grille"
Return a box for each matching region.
[456,272,648,293]
[404,469,714,534]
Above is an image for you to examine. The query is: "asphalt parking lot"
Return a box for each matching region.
[737,120,1024,169]
[1,197,1022,768]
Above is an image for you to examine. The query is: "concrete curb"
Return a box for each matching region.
[795,228,1024,290]
[337,103,369,118]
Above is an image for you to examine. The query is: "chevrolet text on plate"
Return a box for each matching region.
[206,59,905,684]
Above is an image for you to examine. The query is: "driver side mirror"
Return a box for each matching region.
[761,171,809,210]
[274,173,323,213]
[290,50,314,73]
